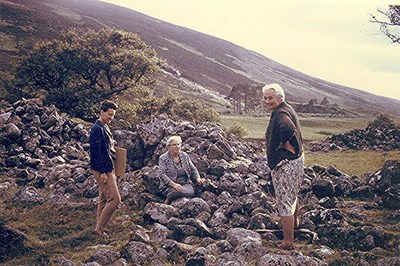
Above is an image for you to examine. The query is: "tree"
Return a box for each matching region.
[370,5,400,44]
[228,83,262,115]
[308,98,318,106]
[14,28,163,120]
[320,96,329,106]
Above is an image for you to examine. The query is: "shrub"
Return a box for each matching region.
[12,28,162,121]
[226,122,248,138]
[169,96,220,124]
[110,92,220,131]
[110,101,139,131]
[368,114,397,128]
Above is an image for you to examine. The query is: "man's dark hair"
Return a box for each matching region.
[100,100,118,112]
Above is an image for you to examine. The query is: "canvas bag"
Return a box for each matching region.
[114,146,127,177]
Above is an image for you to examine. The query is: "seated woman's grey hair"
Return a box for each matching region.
[262,83,285,101]
[167,135,182,146]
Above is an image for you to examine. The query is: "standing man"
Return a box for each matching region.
[262,83,304,250]
[89,100,121,237]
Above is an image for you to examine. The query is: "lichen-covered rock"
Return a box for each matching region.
[225,228,262,247]
[14,186,45,205]
[0,224,28,263]
[144,202,178,224]
[123,241,155,265]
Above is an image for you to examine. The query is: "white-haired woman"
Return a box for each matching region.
[262,83,304,250]
[158,136,205,204]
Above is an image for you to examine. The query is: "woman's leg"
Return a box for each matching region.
[94,172,121,232]
[280,215,295,248]
[272,157,304,249]
[166,184,195,203]
[293,198,301,229]
[96,188,107,225]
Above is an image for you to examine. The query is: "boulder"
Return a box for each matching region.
[0,224,28,263]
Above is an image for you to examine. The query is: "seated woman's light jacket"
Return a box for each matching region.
[158,151,200,190]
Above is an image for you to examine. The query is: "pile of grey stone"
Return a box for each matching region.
[310,122,400,151]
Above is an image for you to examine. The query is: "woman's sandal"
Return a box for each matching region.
[94,228,109,238]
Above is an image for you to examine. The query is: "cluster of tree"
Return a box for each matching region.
[8,28,162,120]
[2,28,219,125]
[307,97,332,106]
[227,83,263,115]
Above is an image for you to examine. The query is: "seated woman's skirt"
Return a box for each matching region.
[162,183,195,201]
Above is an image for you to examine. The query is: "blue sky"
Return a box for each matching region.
[102,0,400,100]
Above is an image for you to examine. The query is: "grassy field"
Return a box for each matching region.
[0,185,139,266]
[221,115,400,176]
[220,115,369,141]
[305,150,400,176]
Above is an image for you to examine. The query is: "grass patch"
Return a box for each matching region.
[305,150,400,176]
[220,115,268,139]
[0,188,140,266]
[220,115,369,141]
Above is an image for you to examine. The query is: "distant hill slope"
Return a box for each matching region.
[1,0,399,116]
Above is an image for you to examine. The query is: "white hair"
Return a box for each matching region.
[166,135,182,146]
[262,83,285,101]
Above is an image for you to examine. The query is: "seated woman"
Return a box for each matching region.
[158,135,205,204]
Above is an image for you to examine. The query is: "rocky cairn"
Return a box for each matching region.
[0,98,399,265]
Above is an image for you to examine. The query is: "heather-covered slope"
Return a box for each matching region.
[1,0,400,116]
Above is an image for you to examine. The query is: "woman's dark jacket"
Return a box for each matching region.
[266,102,303,170]
[89,120,115,174]
[158,151,200,190]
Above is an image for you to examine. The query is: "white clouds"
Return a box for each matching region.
[101,0,400,100]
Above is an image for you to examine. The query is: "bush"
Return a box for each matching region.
[368,114,397,128]
[110,92,220,131]
[109,101,139,131]
[225,122,248,138]
[169,96,220,123]
[12,28,162,121]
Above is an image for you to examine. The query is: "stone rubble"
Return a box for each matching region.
[310,121,400,151]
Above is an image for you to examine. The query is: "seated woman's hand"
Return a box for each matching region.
[172,182,184,192]
[196,178,206,185]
